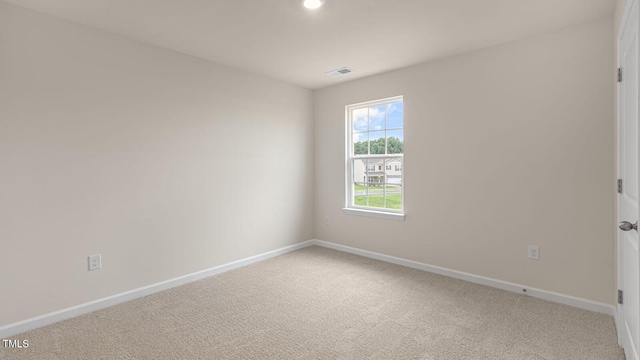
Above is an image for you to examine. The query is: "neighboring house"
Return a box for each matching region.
[353,158,402,185]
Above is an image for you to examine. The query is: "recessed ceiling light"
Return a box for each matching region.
[303,0,324,10]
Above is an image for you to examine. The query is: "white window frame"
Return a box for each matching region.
[344,95,405,221]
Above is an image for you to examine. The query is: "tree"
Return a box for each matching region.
[354,141,368,155]
[387,137,403,154]
[353,137,403,155]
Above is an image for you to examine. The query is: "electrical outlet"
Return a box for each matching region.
[324,215,330,225]
[528,246,539,260]
[88,254,102,271]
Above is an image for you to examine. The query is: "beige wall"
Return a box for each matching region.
[616,0,628,32]
[315,18,615,304]
[0,2,314,327]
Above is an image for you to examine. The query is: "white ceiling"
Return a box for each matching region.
[4,0,617,89]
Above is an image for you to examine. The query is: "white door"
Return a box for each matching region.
[619,1,640,359]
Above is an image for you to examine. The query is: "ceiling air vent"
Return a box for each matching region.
[325,67,354,77]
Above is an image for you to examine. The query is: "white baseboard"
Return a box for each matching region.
[0,240,315,339]
[1,238,616,339]
[310,239,616,317]
[614,305,621,346]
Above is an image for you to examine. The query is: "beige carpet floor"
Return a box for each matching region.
[2,246,625,359]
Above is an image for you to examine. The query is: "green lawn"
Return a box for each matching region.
[354,194,402,209]
[354,184,401,191]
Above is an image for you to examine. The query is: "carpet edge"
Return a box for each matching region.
[0,240,316,338]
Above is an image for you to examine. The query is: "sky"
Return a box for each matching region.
[352,101,403,144]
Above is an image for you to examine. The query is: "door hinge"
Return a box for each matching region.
[619,290,624,305]
[618,68,623,83]
[618,179,623,194]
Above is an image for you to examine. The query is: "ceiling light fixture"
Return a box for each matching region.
[303,0,324,10]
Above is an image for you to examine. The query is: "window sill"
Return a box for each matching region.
[343,208,405,221]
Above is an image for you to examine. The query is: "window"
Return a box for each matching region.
[345,96,404,220]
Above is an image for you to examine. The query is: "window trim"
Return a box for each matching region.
[344,95,405,220]
[342,207,405,221]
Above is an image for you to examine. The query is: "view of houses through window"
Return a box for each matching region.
[347,96,403,212]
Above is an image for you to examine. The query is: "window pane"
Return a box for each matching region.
[385,157,402,185]
[353,108,368,132]
[385,158,402,210]
[369,131,385,154]
[353,159,368,207]
[386,102,403,129]
[353,133,368,155]
[384,183,402,210]
[363,158,383,208]
[353,159,368,185]
[354,194,367,207]
[366,158,384,184]
[367,176,384,209]
[387,129,403,154]
[369,105,385,131]
[367,193,385,208]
